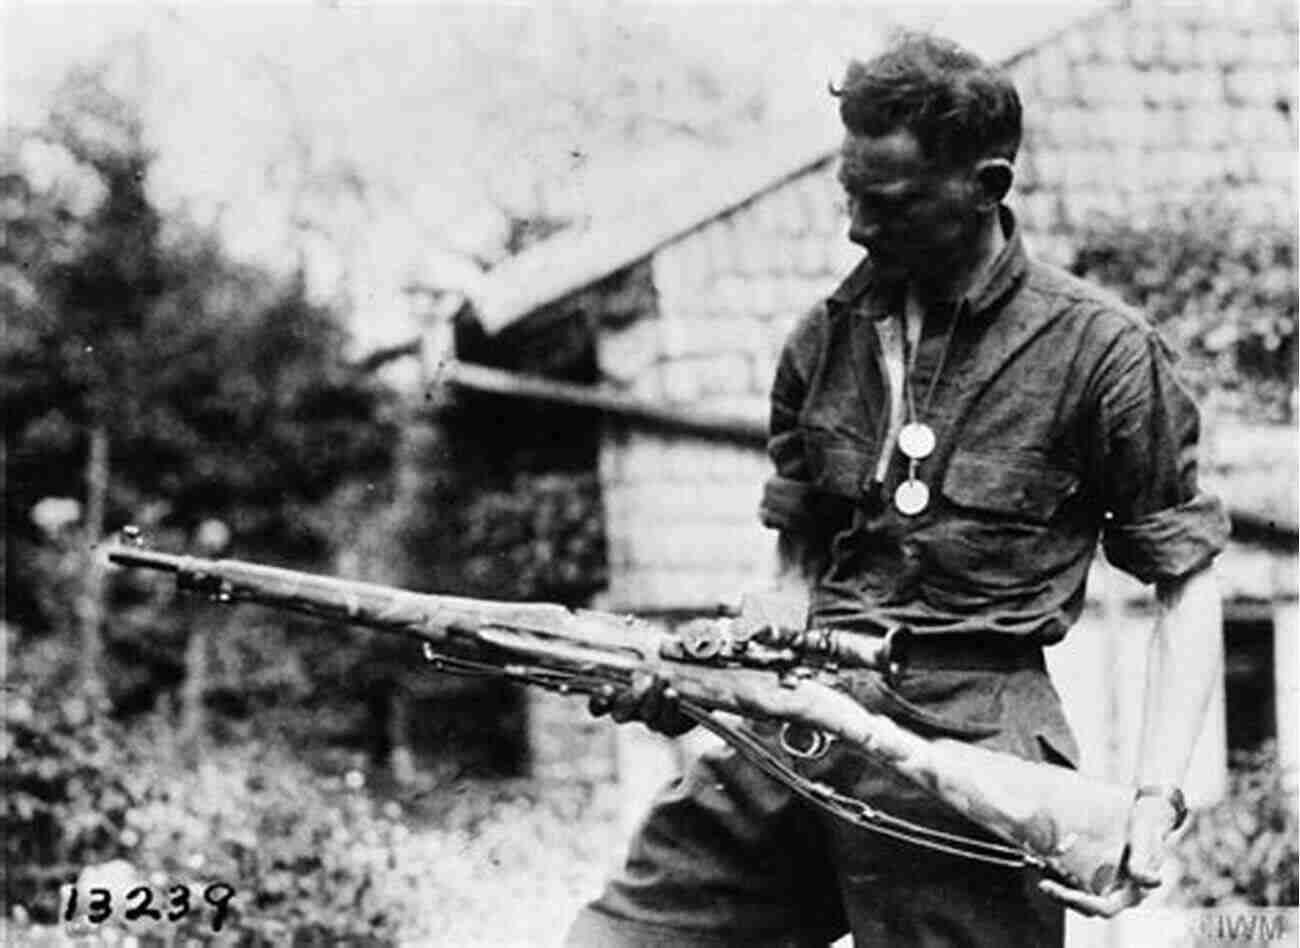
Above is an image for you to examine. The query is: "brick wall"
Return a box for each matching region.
[594,168,860,611]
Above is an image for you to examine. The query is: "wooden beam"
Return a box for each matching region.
[391,347,1295,543]
[430,359,768,447]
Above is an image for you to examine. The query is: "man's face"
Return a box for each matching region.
[837,128,984,285]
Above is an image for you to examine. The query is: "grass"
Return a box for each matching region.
[387,775,628,946]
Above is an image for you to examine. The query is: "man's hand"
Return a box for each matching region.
[588,672,695,738]
[1038,790,1180,917]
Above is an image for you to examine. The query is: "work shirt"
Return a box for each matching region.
[761,207,1230,642]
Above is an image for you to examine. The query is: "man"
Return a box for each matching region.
[568,34,1227,947]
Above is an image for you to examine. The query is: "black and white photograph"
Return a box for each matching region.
[3,1,1297,944]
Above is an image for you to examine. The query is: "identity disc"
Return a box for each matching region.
[898,422,936,460]
[894,478,930,516]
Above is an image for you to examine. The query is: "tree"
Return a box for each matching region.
[2,66,398,727]
[3,65,163,702]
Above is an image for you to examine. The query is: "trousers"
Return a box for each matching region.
[565,665,1078,948]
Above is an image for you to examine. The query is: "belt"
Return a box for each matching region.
[903,633,1045,671]
[834,625,1045,672]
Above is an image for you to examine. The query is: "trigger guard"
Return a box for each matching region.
[779,722,834,759]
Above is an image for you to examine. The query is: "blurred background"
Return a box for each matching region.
[3,1,1296,944]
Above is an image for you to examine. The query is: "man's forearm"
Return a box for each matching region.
[1135,564,1223,787]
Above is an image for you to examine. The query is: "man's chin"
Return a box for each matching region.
[875,252,965,288]
[868,250,906,276]
[870,257,917,285]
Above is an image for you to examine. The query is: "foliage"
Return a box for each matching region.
[1069,198,1297,422]
[118,744,410,942]
[2,682,134,915]
[1173,743,1299,907]
[2,679,412,941]
[2,665,624,944]
[461,473,607,602]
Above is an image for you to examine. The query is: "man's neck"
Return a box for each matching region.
[910,210,1006,309]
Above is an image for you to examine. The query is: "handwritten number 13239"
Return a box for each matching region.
[64,882,235,932]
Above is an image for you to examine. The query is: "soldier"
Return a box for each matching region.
[570,33,1227,947]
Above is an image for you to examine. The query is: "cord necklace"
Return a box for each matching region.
[893,299,960,516]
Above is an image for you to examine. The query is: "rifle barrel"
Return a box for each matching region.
[106,547,188,574]
[103,544,577,645]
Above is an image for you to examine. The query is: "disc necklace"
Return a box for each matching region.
[894,301,959,516]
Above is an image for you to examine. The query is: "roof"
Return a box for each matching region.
[468,4,1114,335]
[1003,0,1299,242]
[472,121,837,334]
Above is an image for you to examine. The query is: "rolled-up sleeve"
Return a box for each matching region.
[1090,322,1230,584]
[759,307,823,533]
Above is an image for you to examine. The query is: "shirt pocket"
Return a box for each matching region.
[928,450,1083,599]
[940,450,1080,524]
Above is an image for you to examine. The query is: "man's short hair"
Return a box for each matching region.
[831,33,1022,169]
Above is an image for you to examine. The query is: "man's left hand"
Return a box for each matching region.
[1037,791,1179,918]
[1038,874,1152,919]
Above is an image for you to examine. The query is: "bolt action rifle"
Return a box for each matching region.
[105,534,1152,898]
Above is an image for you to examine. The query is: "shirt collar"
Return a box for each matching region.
[826,204,1027,321]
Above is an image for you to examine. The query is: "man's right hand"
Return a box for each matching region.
[588,672,695,738]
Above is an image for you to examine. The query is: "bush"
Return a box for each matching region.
[120,741,411,942]
[2,682,414,942]
[1070,198,1297,422]
[1173,743,1299,907]
[2,687,133,917]
[461,472,607,602]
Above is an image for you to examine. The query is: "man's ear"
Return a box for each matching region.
[973,158,1014,209]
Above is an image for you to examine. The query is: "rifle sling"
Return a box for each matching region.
[675,701,1040,871]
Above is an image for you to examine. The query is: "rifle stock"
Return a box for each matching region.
[106,542,1138,897]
